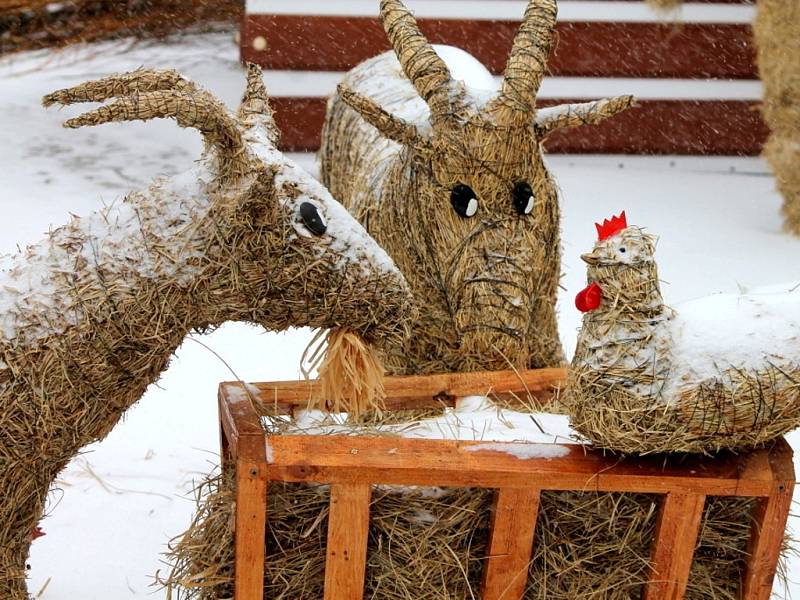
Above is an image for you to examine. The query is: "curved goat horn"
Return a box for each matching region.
[380,0,454,123]
[44,69,250,181]
[492,0,558,121]
[238,63,280,145]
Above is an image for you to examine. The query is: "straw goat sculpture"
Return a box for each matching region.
[0,65,412,599]
[321,0,634,375]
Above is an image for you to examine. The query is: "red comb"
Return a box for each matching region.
[595,211,627,241]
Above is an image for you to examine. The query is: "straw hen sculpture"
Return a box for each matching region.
[0,65,412,599]
[320,0,634,375]
[569,212,800,453]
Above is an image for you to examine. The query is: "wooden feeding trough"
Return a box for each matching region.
[218,368,795,600]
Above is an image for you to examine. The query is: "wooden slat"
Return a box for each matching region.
[741,440,796,600]
[643,492,706,600]
[324,483,372,600]
[264,434,779,497]
[242,16,756,79]
[482,488,540,600]
[268,97,768,155]
[223,367,566,415]
[234,459,268,600]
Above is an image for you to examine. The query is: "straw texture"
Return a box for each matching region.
[568,224,800,454]
[320,0,634,376]
[755,0,800,235]
[163,434,764,600]
[0,65,412,599]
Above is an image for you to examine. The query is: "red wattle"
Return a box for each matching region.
[575,283,603,312]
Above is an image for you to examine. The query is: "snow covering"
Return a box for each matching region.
[281,395,578,447]
[0,165,212,342]
[1,31,799,598]
[669,281,800,384]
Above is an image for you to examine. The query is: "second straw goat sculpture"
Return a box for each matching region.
[0,65,412,599]
[321,0,634,375]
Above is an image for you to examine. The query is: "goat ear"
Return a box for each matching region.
[238,63,280,145]
[338,84,429,149]
[534,96,635,139]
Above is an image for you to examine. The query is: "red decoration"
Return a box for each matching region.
[30,526,45,541]
[575,283,603,312]
[595,211,627,241]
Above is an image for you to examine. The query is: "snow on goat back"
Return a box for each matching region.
[569,211,800,454]
[0,65,412,600]
[320,0,635,376]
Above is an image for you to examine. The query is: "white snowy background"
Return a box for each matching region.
[0,30,798,598]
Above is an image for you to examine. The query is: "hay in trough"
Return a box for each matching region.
[320,0,634,376]
[163,455,764,599]
[568,218,800,454]
[0,65,412,599]
[754,0,800,235]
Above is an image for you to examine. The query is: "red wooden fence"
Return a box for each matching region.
[241,0,765,155]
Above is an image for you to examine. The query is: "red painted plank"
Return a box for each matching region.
[241,15,756,79]
[269,97,767,155]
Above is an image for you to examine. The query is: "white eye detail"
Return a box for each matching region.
[465,198,478,217]
[523,195,534,215]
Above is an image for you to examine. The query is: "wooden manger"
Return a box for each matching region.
[218,368,795,600]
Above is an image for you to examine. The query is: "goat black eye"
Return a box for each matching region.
[299,202,327,236]
[450,184,478,218]
[619,247,626,253]
[512,182,535,215]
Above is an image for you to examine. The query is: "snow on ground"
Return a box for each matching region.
[1,31,799,598]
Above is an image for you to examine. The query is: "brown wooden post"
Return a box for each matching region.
[643,492,706,600]
[324,482,372,600]
[219,384,270,600]
[482,488,540,600]
[234,459,268,600]
[741,439,795,600]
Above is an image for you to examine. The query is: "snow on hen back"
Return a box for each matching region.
[569,212,800,454]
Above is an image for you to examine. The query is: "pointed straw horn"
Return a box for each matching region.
[380,0,455,123]
[238,63,280,145]
[338,84,423,146]
[492,0,558,120]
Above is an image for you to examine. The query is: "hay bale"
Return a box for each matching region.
[0,65,412,599]
[320,0,634,376]
[0,0,243,55]
[755,0,800,235]
[164,405,773,599]
[163,466,761,599]
[568,215,800,454]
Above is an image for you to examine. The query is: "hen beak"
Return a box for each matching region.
[581,251,600,265]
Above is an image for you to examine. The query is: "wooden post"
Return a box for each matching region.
[643,492,706,600]
[234,459,268,600]
[324,483,372,600]
[741,439,795,600]
[482,488,540,600]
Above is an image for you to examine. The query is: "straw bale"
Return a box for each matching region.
[568,223,800,454]
[163,446,763,599]
[320,0,634,377]
[755,0,800,235]
[0,65,412,599]
[0,0,243,55]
